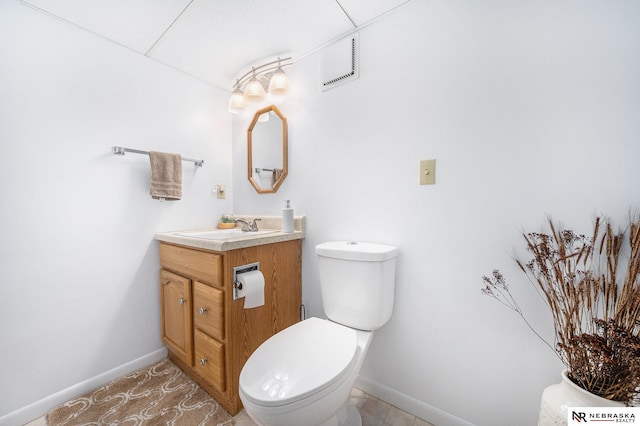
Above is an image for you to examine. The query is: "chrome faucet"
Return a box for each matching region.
[235,218,261,232]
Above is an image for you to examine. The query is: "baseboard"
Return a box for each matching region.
[0,348,167,426]
[355,375,477,426]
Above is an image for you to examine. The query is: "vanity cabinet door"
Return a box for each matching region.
[193,281,224,341]
[194,328,225,392]
[160,269,193,366]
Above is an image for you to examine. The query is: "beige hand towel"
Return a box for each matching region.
[149,151,182,200]
[272,168,283,186]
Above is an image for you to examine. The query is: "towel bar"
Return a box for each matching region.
[112,146,204,167]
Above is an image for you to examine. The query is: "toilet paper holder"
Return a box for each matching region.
[232,262,260,300]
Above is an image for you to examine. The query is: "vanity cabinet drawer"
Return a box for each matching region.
[160,244,222,286]
[194,328,225,392]
[193,281,224,341]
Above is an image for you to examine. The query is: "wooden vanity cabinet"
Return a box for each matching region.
[159,239,302,415]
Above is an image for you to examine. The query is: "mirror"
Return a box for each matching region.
[248,105,288,193]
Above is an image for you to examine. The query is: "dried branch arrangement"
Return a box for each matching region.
[482,215,640,405]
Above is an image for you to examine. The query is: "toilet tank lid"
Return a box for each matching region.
[315,241,398,261]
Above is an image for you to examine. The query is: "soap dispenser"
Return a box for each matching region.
[282,200,294,233]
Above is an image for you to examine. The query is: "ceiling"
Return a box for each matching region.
[20,0,410,91]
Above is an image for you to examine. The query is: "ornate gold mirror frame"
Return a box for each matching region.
[247,105,288,193]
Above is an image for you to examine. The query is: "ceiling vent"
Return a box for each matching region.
[320,33,359,92]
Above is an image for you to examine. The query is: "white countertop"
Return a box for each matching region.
[155,215,305,252]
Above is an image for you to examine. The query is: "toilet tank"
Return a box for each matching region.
[315,241,398,331]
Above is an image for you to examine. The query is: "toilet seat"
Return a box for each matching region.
[240,318,358,408]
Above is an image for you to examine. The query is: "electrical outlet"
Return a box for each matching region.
[419,159,436,185]
[216,184,226,199]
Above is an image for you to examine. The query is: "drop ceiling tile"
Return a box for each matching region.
[149,0,355,89]
[20,0,410,90]
[339,0,409,26]
[22,0,192,53]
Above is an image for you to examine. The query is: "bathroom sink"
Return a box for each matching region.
[175,229,278,240]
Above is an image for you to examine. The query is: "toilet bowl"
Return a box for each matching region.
[239,241,397,426]
[239,317,373,426]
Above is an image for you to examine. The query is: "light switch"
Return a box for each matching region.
[216,184,226,199]
[419,159,436,185]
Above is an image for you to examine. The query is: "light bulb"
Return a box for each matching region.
[268,68,289,98]
[244,77,266,103]
[227,88,247,114]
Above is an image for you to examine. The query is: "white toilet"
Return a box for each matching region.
[239,241,398,426]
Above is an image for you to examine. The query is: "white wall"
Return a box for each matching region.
[2,0,639,424]
[233,1,640,425]
[0,1,232,423]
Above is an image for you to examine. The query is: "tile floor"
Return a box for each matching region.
[25,388,434,426]
[233,388,434,426]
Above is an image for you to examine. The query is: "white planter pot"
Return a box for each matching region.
[538,370,624,426]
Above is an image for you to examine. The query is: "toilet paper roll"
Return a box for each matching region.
[237,270,265,309]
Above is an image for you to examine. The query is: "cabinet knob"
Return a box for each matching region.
[178,298,186,305]
[200,358,207,366]
[199,307,207,315]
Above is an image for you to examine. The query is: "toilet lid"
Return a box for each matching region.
[240,317,358,407]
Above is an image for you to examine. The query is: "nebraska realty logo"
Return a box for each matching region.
[569,407,638,424]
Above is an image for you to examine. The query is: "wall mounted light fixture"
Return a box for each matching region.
[228,56,292,114]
